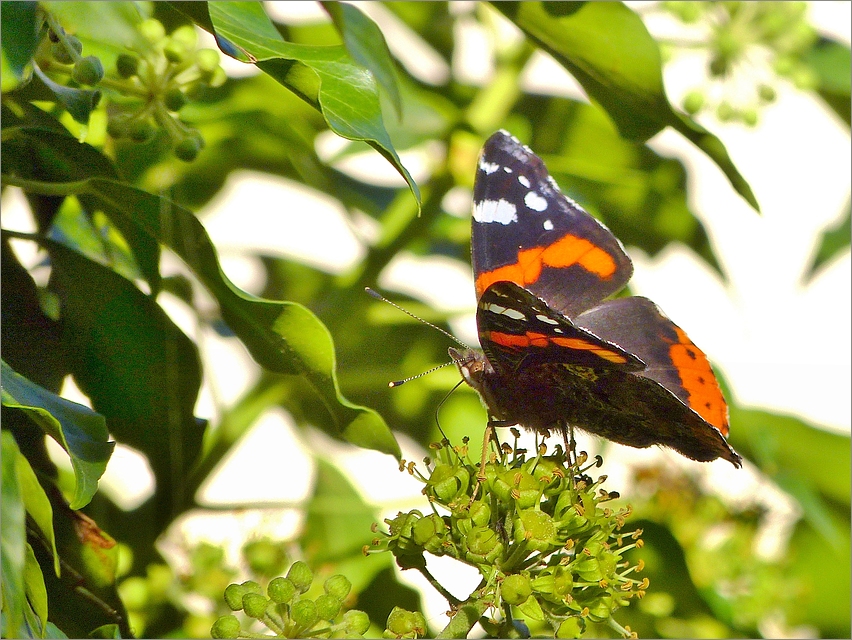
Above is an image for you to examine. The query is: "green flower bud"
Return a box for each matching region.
[164,40,185,64]
[584,594,615,623]
[464,525,503,564]
[342,609,371,635]
[514,509,557,552]
[223,581,260,610]
[164,88,187,112]
[245,539,288,577]
[324,574,352,601]
[682,89,705,115]
[268,577,296,604]
[316,593,342,621]
[211,614,241,639]
[427,463,469,503]
[171,25,198,50]
[242,592,269,619]
[51,36,82,64]
[72,56,104,86]
[196,48,220,73]
[129,119,156,143]
[386,607,426,638]
[287,561,314,594]
[140,18,166,44]
[292,598,318,628]
[116,53,139,78]
[758,84,777,103]
[174,133,204,162]
[501,574,532,605]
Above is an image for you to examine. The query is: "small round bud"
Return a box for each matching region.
[139,19,166,44]
[72,56,104,86]
[268,577,296,604]
[324,574,351,601]
[223,583,245,610]
[164,87,187,112]
[51,36,82,64]
[164,40,185,64]
[196,48,220,73]
[287,561,313,594]
[129,119,156,143]
[316,593,341,621]
[501,574,532,605]
[386,607,426,637]
[758,84,777,103]
[682,89,705,115]
[342,610,371,635]
[242,592,269,619]
[116,53,139,78]
[211,615,241,639]
[291,598,318,628]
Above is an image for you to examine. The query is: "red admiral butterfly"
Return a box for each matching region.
[450,131,741,467]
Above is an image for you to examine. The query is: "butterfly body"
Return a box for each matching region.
[456,131,741,467]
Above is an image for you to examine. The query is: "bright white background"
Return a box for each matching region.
[3,1,849,632]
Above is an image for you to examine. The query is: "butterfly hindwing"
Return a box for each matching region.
[477,282,644,375]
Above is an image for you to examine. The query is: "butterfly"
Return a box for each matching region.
[449,130,741,467]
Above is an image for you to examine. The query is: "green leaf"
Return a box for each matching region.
[1,432,27,639]
[42,239,203,520]
[302,458,380,563]
[202,1,420,209]
[14,445,60,576]
[805,200,850,282]
[322,1,403,117]
[23,543,49,634]
[728,405,850,507]
[492,1,759,211]
[804,37,851,126]
[0,0,40,78]
[1,360,114,510]
[4,175,399,459]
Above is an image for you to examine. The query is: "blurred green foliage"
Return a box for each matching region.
[1,1,849,638]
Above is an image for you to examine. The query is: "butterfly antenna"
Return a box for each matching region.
[388,361,455,388]
[365,287,470,349]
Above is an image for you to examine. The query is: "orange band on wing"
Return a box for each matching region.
[476,234,617,296]
[669,327,729,434]
[488,331,630,364]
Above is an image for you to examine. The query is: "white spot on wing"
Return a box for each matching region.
[518,175,530,188]
[536,314,559,325]
[479,159,500,175]
[543,219,554,231]
[500,307,526,320]
[525,191,548,212]
[474,199,518,225]
[503,166,513,173]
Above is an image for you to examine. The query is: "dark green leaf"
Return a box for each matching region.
[493,1,760,211]
[1,0,40,78]
[1,360,114,509]
[1,432,27,639]
[203,1,420,208]
[322,1,403,117]
[23,543,49,633]
[805,200,851,281]
[43,240,203,520]
[14,444,60,576]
